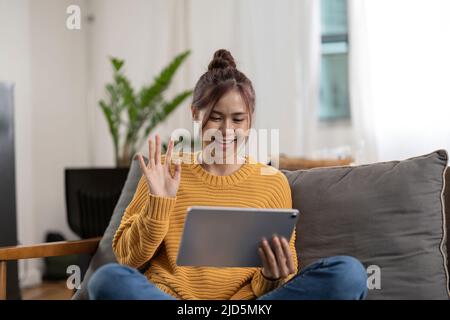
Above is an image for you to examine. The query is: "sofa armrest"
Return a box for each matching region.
[0,237,101,261]
[0,237,101,300]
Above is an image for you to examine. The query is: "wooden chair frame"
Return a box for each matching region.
[0,237,101,300]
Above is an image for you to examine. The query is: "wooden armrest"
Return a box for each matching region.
[0,237,101,261]
[0,237,101,300]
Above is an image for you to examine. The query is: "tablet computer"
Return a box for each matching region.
[176,206,300,267]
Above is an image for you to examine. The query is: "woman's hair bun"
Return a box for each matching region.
[207,49,237,71]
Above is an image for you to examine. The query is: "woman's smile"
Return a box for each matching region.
[212,136,238,150]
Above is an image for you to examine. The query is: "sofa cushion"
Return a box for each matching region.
[283,150,449,299]
[445,166,450,273]
[72,155,143,299]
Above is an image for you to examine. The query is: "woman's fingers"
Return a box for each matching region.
[258,247,271,276]
[272,236,289,277]
[165,139,174,166]
[148,137,155,168]
[261,238,279,279]
[140,133,181,198]
[137,153,148,174]
[155,134,161,165]
[281,237,296,274]
[173,159,182,180]
[165,139,182,180]
[259,235,295,280]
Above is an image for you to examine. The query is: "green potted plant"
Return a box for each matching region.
[100,50,193,167]
[64,51,192,240]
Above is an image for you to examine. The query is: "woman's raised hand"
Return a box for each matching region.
[137,134,181,198]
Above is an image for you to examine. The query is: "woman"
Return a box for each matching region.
[88,49,368,300]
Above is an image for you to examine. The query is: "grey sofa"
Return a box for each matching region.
[0,151,448,300]
[73,150,450,300]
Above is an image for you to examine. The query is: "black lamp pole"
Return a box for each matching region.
[0,82,21,300]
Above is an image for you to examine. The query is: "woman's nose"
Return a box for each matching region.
[220,121,235,136]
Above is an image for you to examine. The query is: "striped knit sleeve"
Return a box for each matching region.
[250,172,299,297]
[112,175,176,269]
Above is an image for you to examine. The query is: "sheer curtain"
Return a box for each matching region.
[348,0,378,164]
[88,0,321,164]
[348,0,450,162]
[187,0,321,160]
[293,0,321,158]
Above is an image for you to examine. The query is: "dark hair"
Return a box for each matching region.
[192,49,255,128]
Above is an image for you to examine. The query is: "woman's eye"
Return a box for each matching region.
[233,118,244,123]
[209,117,221,121]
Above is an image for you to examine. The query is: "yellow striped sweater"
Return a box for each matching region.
[112,152,298,300]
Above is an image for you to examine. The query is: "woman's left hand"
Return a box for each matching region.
[258,235,296,280]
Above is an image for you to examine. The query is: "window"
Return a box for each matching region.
[319,0,351,121]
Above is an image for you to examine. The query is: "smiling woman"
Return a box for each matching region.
[190,49,254,171]
[86,49,368,301]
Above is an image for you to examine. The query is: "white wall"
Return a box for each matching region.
[30,0,89,243]
[0,0,36,286]
[0,0,89,286]
[87,0,193,166]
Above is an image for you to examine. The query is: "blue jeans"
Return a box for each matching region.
[87,256,368,300]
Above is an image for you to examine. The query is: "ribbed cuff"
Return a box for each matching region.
[145,193,177,220]
[252,269,285,297]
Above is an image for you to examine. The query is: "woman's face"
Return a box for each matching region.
[194,89,251,162]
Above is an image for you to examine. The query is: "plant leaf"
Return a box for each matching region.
[111,57,124,72]
[139,50,191,109]
[143,89,193,138]
[115,74,138,123]
[99,100,119,149]
[100,51,192,166]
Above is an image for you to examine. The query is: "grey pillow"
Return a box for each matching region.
[283,150,450,299]
[72,155,143,300]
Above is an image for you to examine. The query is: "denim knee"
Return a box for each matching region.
[87,263,138,299]
[323,255,368,300]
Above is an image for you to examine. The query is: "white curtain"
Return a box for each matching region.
[349,0,450,162]
[348,0,378,164]
[177,0,321,160]
[294,0,321,158]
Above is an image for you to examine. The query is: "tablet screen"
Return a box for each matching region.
[176,206,299,267]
